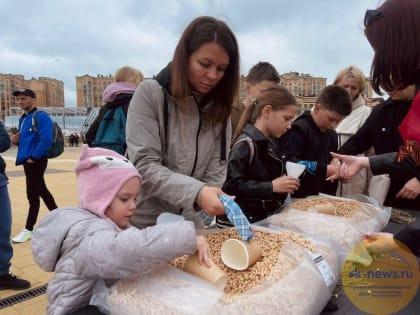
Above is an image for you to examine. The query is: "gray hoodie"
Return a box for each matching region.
[32,207,196,315]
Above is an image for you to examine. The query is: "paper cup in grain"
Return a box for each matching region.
[182,253,227,290]
[221,239,262,271]
[308,203,337,215]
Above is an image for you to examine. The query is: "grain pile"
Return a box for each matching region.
[291,196,361,217]
[172,228,314,302]
[103,227,339,315]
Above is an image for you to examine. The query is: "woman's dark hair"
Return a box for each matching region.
[365,0,420,94]
[232,85,297,144]
[171,16,240,125]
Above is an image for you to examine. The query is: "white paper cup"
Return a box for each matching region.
[220,239,262,271]
[285,161,306,179]
[182,253,227,290]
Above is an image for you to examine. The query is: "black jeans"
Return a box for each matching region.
[23,158,57,230]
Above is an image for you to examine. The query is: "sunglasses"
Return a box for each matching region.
[364,9,384,27]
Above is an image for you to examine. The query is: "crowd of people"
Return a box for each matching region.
[0,0,419,314]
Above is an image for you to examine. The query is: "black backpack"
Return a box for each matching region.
[32,111,64,158]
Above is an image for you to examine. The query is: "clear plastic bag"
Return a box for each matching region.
[97,227,339,315]
[260,194,391,264]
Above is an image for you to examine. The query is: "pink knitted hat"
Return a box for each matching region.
[75,145,141,217]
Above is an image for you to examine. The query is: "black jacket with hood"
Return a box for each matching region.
[219,124,288,223]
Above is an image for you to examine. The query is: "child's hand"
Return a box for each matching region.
[328,159,350,183]
[327,152,370,181]
[195,235,212,267]
[272,176,300,193]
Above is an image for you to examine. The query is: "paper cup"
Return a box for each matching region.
[285,161,306,178]
[308,202,337,215]
[182,253,227,290]
[220,239,262,271]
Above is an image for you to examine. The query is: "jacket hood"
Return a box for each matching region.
[155,63,172,94]
[352,94,366,111]
[294,110,312,123]
[243,124,268,142]
[32,208,99,272]
[102,82,136,103]
[106,93,133,109]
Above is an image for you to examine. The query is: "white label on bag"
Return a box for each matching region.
[308,251,336,288]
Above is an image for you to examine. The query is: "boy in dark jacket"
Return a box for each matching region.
[277,85,352,198]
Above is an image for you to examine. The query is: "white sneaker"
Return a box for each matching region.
[12,229,34,243]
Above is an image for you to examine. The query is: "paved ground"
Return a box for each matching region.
[0,145,418,314]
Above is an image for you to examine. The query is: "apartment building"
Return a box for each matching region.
[0,74,64,119]
[75,74,114,108]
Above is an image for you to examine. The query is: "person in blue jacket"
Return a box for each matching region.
[11,89,58,243]
[0,120,31,289]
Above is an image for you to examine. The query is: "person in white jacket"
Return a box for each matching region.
[32,145,211,315]
[333,66,372,196]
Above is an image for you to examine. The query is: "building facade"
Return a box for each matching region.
[279,71,327,97]
[237,71,327,115]
[0,74,64,120]
[279,72,327,114]
[29,77,65,108]
[75,74,114,108]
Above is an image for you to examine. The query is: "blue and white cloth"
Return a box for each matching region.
[219,195,254,242]
[298,160,317,175]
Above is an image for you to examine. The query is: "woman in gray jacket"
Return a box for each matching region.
[126,16,240,228]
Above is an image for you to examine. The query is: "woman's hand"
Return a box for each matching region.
[396,177,420,199]
[197,186,226,216]
[272,176,300,193]
[327,152,370,181]
[195,235,212,267]
[328,158,351,183]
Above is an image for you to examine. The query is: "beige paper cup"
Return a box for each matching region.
[285,161,306,178]
[308,202,337,215]
[182,253,227,290]
[220,239,262,271]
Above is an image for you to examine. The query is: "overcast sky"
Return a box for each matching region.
[0,0,383,106]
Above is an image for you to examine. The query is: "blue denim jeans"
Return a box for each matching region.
[0,173,13,275]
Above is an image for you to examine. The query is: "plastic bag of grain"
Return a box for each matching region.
[209,227,339,315]
[94,264,223,315]
[99,226,339,315]
[260,194,391,264]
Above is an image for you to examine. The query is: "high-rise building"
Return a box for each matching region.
[0,74,64,120]
[75,74,113,108]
